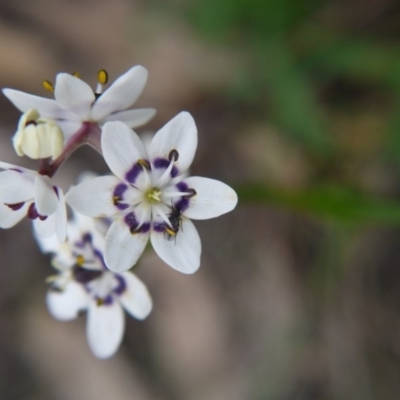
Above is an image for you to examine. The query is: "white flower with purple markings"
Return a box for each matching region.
[37,213,152,359]
[0,161,67,242]
[66,112,238,274]
[3,66,155,144]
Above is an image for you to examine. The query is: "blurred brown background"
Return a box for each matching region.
[2,0,400,399]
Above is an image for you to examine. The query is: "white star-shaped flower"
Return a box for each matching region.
[3,66,155,142]
[36,213,152,359]
[66,112,238,274]
[0,161,67,242]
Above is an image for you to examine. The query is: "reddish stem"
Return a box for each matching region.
[39,122,102,177]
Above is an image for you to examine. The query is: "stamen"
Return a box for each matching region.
[152,204,172,227]
[145,188,162,203]
[185,188,197,198]
[113,196,121,206]
[95,69,108,96]
[137,159,151,170]
[97,69,108,85]
[76,255,85,266]
[72,72,80,78]
[43,80,54,92]
[155,158,176,187]
[168,149,179,162]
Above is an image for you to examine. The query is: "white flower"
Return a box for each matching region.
[0,161,67,241]
[37,213,152,359]
[3,66,156,142]
[13,109,64,160]
[66,112,238,274]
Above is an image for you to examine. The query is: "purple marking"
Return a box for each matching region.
[175,197,189,211]
[176,181,188,191]
[153,157,178,177]
[125,164,142,184]
[53,186,59,199]
[153,222,167,232]
[6,202,25,211]
[73,265,102,284]
[27,202,47,220]
[103,294,113,305]
[116,203,129,211]
[113,275,127,296]
[93,248,108,270]
[74,233,92,248]
[124,212,137,229]
[27,203,37,219]
[9,168,23,173]
[113,183,128,197]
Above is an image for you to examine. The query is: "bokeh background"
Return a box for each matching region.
[1,0,400,399]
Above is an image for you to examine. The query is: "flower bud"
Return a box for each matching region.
[13,109,64,160]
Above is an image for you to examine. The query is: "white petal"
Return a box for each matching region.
[0,202,27,228]
[103,108,156,128]
[150,218,201,274]
[119,272,152,319]
[34,231,61,254]
[34,175,58,215]
[0,170,34,203]
[57,120,83,142]
[105,219,149,273]
[46,281,89,321]
[91,66,148,121]
[102,121,148,180]
[2,89,77,120]
[87,300,125,359]
[66,176,120,217]
[33,213,56,237]
[182,177,238,220]
[54,188,67,242]
[150,112,197,173]
[54,73,95,120]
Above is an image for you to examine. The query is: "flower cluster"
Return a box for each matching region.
[0,66,238,358]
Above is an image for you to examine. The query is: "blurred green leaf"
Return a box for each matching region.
[258,39,332,155]
[238,184,400,225]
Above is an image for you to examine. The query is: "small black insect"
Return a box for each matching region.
[163,205,183,241]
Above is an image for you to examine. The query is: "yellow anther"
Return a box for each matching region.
[72,72,80,78]
[146,188,162,203]
[113,196,121,206]
[165,227,176,237]
[43,80,54,92]
[76,255,85,266]
[137,159,151,169]
[96,298,104,306]
[97,69,108,85]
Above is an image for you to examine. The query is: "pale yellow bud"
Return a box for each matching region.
[13,109,64,160]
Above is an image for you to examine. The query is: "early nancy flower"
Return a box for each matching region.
[3,66,156,142]
[66,112,238,274]
[36,213,152,359]
[13,108,64,160]
[0,161,67,242]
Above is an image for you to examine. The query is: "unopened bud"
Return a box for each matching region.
[13,109,64,160]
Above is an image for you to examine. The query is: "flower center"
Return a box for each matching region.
[145,187,162,203]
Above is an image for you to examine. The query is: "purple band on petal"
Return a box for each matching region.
[93,248,108,270]
[53,186,59,199]
[73,265,102,284]
[124,212,150,233]
[175,197,189,211]
[6,202,25,211]
[124,212,138,228]
[116,203,129,211]
[103,294,113,305]
[9,168,23,173]
[153,222,167,232]
[75,233,92,248]
[113,275,127,296]
[153,158,178,177]
[113,183,128,197]
[125,164,142,184]
[27,203,47,220]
